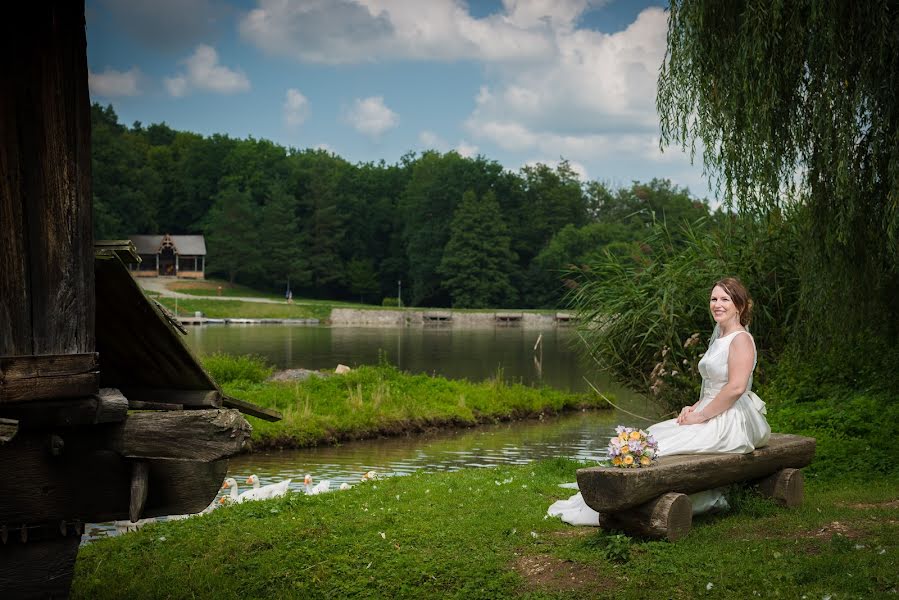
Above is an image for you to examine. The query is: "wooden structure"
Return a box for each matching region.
[0,3,278,596]
[129,234,207,278]
[576,433,815,541]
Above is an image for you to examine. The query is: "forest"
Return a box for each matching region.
[91,103,715,309]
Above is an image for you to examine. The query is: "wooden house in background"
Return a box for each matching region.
[0,3,278,596]
[129,234,207,279]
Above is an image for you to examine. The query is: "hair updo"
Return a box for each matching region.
[712,277,753,327]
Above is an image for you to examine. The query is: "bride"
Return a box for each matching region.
[549,277,771,525]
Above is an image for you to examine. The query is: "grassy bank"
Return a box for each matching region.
[72,457,897,599]
[204,356,602,449]
[155,297,332,320]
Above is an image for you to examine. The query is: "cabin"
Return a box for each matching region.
[129,234,207,279]
[0,3,278,596]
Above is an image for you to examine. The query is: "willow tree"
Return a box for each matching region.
[658,1,899,344]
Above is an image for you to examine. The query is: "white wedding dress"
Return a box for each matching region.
[548,329,771,525]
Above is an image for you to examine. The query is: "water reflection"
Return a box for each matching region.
[184,324,617,393]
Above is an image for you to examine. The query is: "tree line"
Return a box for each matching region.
[92,103,716,308]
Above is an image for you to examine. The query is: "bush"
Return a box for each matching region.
[569,213,801,411]
[381,297,399,307]
[202,353,273,385]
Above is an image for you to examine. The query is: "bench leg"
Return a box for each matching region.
[600,492,692,542]
[757,468,804,507]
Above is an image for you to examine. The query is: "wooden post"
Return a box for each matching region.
[130,461,149,522]
[600,492,693,541]
[757,468,804,507]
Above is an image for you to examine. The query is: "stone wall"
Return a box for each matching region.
[329,308,572,329]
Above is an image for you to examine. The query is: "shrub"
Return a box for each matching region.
[381,297,399,307]
[202,353,273,385]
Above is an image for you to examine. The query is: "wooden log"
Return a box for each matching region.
[600,492,693,541]
[223,394,283,422]
[107,409,251,462]
[757,468,804,507]
[128,400,184,411]
[0,353,100,403]
[130,461,149,522]
[0,418,16,444]
[577,433,816,513]
[0,388,128,428]
[0,429,232,523]
[0,352,98,379]
[120,387,221,408]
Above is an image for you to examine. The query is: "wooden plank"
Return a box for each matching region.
[107,409,251,462]
[94,239,140,264]
[576,434,816,513]
[3,1,94,358]
[0,352,98,379]
[0,430,231,524]
[120,387,221,408]
[128,400,184,411]
[223,395,283,422]
[0,372,99,404]
[130,461,149,522]
[0,389,127,428]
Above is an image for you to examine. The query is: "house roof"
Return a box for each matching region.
[130,234,206,256]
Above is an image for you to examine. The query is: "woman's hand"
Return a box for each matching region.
[676,405,695,425]
[680,409,708,426]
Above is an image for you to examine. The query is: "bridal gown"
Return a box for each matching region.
[548,330,771,525]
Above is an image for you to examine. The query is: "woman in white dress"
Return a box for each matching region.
[549,277,771,525]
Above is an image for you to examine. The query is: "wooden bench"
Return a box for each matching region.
[575,433,815,541]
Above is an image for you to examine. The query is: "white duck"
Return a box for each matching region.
[220,477,255,504]
[245,474,292,500]
[304,474,331,495]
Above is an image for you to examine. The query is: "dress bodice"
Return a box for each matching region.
[697,330,755,401]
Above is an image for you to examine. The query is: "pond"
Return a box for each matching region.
[183,323,627,393]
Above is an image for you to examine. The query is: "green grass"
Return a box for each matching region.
[71,459,898,599]
[208,356,602,448]
[156,297,332,320]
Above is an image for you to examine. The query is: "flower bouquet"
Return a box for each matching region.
[607,425,658,468]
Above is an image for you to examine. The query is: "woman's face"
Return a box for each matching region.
[709,285,740,326]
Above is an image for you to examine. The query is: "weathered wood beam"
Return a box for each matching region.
[600,492,692,541]
[223,395,283,422]
[119,387,221,408]
[0,429,231,523]
[0,535,82,599]
[107,409,250,461]
[94,239,140,264]
[0,388,128,428]
[0,353,99,404]
[577,434,815,513]
[129,461,149,522]
[127,400,184,411]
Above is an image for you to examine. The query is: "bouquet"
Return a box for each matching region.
[607,425,658,468]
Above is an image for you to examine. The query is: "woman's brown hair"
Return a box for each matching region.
[713,277,753,327]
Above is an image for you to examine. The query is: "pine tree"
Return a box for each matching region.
[204,185,261,284]
[438,190,517,308]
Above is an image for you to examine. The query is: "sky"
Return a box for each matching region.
[85,0,713,198]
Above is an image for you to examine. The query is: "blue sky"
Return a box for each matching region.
[85,0,712,198]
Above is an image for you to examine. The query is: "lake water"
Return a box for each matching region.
[183,323,628,393]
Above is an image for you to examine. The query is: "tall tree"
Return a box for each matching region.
[259,182,307,293]
[439,190,517,308]
[658,1,899,344]
[204,185,260,284]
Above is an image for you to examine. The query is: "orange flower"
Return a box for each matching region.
[629,431,641,440]
[623,455,634,466]
[612,456,622,466]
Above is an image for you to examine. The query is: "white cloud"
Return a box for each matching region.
[165,45,250,97]
[99,0,225,51]
[455,140,479,158]
[283,89,310,128]
[345,96,399,138]
[239,0,554,64]
[419,130,447,150]
[89,67,142,97]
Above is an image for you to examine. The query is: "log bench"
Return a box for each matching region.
[575,433,816,541]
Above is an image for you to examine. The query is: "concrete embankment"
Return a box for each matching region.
[329,308,572,328]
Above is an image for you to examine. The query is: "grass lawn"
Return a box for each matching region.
[155,297,332,320]
[202,357,603,449]
[71,459,898,599]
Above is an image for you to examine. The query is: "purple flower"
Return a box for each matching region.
[628,440,643,453]
[615,425,626,435]
[608,445,621,457]
[610,437,622,447]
